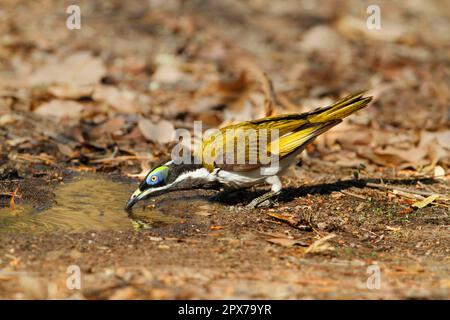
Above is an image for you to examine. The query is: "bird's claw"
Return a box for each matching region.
[246,191,279,209]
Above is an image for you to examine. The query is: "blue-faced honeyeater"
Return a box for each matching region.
[125,92,372,210]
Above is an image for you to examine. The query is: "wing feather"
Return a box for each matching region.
[198,92,372,172]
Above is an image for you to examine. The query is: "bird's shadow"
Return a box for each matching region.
[207,177,439,206]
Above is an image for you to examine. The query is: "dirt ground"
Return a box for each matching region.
[0,167,449,299]
[0,0,449,299]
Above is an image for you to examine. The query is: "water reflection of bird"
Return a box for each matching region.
[125,92,372,210]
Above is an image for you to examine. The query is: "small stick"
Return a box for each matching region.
[341,190,367,200]
[265,212,312,231]
[390,190,423,200]
[237,58,279,116]
[417,181,440,194]
[91,155,153,163]
[365,182,448,199]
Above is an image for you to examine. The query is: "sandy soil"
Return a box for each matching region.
[0,166,448,299]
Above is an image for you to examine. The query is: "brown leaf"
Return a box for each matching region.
[152,64,186,84]
[434,166,446,179]
[9,186,20,210]
[30,52,106,87]
[399,208,414,215]
[337,16,408,42]
[34,100,84,120]
[57,143,76,158]
[151,54,191,84]
[138,118,175,144]
[90,117,125,139]
[48,85,94,99]
[265,212,311,230]
[0,113,21,125]
[266,237,308,247]
[93,85,148,114]
[300,25,348,53]
[304,234,336,255]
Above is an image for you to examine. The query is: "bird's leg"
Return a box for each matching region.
[246,176,282,209]
[246,190,279,209]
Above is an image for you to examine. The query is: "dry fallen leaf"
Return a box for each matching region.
[304,234,336,255]
[434,166,446,179]
[109,287,137,300]
[412,195,440,209]
[48,85,94,99]
[138,118,175,144]
[265,212,311,230]
[151,54,193,84]
[299,25,349,54]
[34,100,84,120]
[337,16,409,42]
[56,143,76,158]
[93,85,148,114]
[126,159,153,179]
[18,275,47,299]
[152,64,187,84]
[266,237,308,247]
[30,51,106,87]
[9,186,21,210]
[89,116,125,139]
[399,208,414,215]
[0,113,21,125]
[386,226,401,232]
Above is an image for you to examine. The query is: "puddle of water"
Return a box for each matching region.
[0,175,194,234]
[127,194,219,227]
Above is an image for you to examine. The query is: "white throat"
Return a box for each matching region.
[174,167,217,185]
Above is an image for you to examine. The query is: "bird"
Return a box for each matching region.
[125,91,372,210]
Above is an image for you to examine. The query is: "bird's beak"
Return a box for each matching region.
[125,188,143,211]
[124,186,169,211]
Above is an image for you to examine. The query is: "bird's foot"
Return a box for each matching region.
[246,191,279,209]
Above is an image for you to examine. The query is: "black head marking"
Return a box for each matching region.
[165,162,204,184]
[139,157,204,191]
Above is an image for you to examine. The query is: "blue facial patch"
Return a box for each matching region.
[145,166,169,186]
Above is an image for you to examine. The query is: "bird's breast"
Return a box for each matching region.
[215,169,267,188]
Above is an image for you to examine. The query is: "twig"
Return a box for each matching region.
[365,182,448,199]
[259,72,277,117]
[341,190,367,200]
[9,186,20,210]
[91,155,153,163]
[237,58,279,116]
[278,93,304,113]
[389,190,424,200]
[265,212,312,231]
[417,181,440,194]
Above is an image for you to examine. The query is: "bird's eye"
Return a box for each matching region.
[151,175,158,182]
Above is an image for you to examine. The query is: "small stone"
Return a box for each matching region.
[317,222,328,230]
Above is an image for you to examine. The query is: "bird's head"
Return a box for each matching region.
[125,160,213,210]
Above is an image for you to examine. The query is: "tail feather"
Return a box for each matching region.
[272,91,372,158]
[308,91,372,123]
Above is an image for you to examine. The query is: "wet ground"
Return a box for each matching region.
[0,175,132,233]
[0,167,448,299]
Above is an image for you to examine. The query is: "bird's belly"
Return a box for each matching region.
[215,152,300,188]
[216,170,266,188]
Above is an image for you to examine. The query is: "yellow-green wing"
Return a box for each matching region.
[198,92,372,172]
